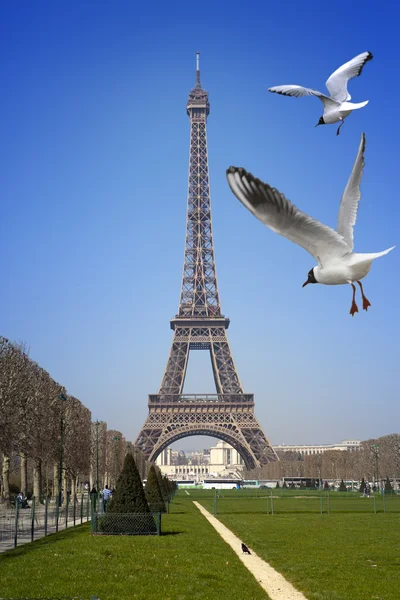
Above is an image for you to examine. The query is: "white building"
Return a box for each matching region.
[273,440,360,456]
[156,440,244,479]
[155,439,360,478]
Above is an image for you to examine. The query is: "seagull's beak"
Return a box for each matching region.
[314,122,321,128]
[302,280,309,288]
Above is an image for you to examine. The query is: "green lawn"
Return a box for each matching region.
[195,493,400,600]
[0,497,268,600]
[2,493,399,600]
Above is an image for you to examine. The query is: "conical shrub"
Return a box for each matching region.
[162,475,172,499]
[108,453,150,514]
[99,453,156,534]
[155,468,166,498]
[145,465,166,512]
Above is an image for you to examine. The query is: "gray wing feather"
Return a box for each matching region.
[226,167,350,266]
[325,52,373,103]
[268,85,338,110]
[337,132,366,250]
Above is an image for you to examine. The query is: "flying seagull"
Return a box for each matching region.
[226,133,394,316]
[269,52,373,135]
[241,542,251,554]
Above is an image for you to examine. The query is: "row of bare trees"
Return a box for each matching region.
[89,425,149,491]
[0,337,149,506]
[245,434,400,484]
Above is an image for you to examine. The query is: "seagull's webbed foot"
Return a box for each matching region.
[350,283,359,317]
[350,302,359,317]
[336,120,345,136]
[357,280,371,311]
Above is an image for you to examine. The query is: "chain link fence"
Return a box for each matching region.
[91,511,161,535]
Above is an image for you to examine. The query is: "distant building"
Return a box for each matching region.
[273,440,360,456]
[156,440,244,478]
[155,439,360,478]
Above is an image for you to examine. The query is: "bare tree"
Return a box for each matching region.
[0,339,32,505]
[90,420,107,490]
[63,397,92,499]
[105,430,125,487]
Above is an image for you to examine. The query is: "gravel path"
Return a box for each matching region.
[193,501,308,600]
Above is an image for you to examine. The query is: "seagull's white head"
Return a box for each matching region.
[315,116,325,128]
[302,267,319,287]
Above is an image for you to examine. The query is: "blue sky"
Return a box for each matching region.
[1,1,399,451]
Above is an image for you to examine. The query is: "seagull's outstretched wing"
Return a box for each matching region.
[226,167,350,266]
[337,132,366,250]
[268,85,338,110]
[325,52,373,103]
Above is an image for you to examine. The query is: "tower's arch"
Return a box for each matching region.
[150,428,253,469]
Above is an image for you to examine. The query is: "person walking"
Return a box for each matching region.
[102,485,112,512]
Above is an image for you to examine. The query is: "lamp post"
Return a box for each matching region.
[371,443,380,487]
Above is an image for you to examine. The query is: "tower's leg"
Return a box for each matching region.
[158,330,190,395]
[210,335,243,394]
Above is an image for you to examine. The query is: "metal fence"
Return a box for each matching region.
[196,489,400,516]
[0,494,92,549]
[91,511,162,535]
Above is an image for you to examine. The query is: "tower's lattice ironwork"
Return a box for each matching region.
[135,54,278,469]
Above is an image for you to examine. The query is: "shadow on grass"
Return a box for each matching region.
[161,531,184,536]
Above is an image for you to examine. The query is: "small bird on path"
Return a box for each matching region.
[269,51,373,135]
[241,542,251,554]
[226,133,394,316]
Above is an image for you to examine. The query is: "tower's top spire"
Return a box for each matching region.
[196,51,201,87]
[187,51,210,116]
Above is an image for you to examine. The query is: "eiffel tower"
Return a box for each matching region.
[135,53,278,469]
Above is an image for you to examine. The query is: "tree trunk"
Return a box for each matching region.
[20,453,28,495]
[90,462,94,489]
[53,462,59,501]
[2,455,11,507]
[63,470,68,504]
[71,474,76,499]
[33,458,42,501]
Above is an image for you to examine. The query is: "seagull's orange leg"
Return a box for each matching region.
[357,280,371,311]
[349,283,359,317]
